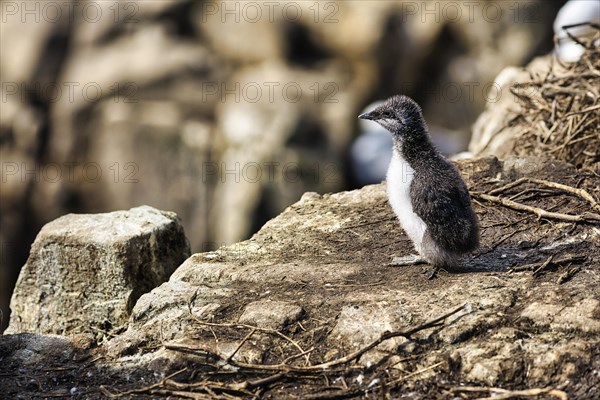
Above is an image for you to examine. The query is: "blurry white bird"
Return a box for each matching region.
[553,0,600,62]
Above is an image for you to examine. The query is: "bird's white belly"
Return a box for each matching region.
[386,151,427,252]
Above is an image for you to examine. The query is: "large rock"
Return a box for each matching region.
[1,157,599,398]
[101,156,597,397]
[6,206,190,337]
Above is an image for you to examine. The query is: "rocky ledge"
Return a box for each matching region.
[1,156,599,399]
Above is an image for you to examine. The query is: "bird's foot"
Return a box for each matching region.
[420,266,439,280]
[389,254,427,267]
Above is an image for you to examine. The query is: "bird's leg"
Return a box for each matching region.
[389,254,427,266]
[420,266,439,280]
[389,254,440,279]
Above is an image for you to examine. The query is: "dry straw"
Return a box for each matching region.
[510,23,599,169]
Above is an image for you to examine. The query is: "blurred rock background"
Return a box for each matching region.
[0,0,564,331]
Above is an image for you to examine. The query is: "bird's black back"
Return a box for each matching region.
[409,151,479,253]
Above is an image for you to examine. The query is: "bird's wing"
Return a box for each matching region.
[411,165,476,252]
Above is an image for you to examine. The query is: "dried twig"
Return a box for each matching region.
[226,328,257,363]
[99,368,188,398]
[446,384,568,400]
[532,255,554,277]
[557,265,582,284]
[507,34,599,168]
[473,192,600,223]
[295,303,467,371]
[508,254,585,274]
[486,177,600,212]
[187,292,311,366]
[168,304,469,374]
[389,361,444,384]
[190,320,310,367]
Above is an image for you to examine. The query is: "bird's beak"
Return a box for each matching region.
[358,111,376,120]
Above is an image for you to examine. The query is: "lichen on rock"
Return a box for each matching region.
[6,206,190,338]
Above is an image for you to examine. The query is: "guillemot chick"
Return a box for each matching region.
[358,95,479,271]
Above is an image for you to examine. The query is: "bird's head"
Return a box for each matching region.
[358,95,425,137]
